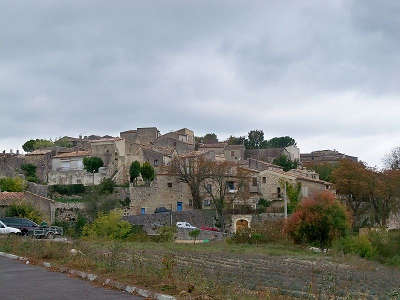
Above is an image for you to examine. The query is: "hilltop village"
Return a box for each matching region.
[0,127,359,226]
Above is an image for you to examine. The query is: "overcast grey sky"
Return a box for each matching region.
[1,0,399,166]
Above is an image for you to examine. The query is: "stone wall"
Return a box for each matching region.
[48,170,107,185]
[129,174,193,215]
[54,202,86,222]
[23,191,56,223]
[124,209,217,233]
[26,182,48,197]
[0,153,24,178]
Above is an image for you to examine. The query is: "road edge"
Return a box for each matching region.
[0,251,176,300]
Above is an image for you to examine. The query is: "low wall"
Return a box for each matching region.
[26,182,48,197]
[124,209,217,233]
[54,202,86,222]
[23,191,56,223]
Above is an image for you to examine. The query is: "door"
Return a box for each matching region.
[177,202,183,212]
[140,208,146,215]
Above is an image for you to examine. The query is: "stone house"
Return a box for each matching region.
[245,145,300,163]
[198,142,227,155]
[24,149,53,183]
[224,144,245,162]
[48,151,108,185]
[120,127,160,145]
[153,128,195,154]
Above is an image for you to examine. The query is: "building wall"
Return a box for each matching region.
[48,169,107,185]
[129,174,192,215]
[23,191,56,223]
[224,148,244,162]
[153,136,194,154]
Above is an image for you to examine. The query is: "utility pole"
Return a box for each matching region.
[170,203,173,226]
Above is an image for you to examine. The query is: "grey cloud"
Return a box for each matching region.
[0,0,399,166]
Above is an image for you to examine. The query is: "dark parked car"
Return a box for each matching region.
[0,217,39,235]
[154,207,171,213]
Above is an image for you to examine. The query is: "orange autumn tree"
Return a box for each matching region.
[285,191,350,248]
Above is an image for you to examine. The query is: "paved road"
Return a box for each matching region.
[0,257,142,300]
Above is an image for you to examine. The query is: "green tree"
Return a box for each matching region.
[22,140,36,152]
[273,155,298,171]
[82,211,132,240]
[21,163,38,183]
[33,139,54,150]
[0,177,26,192]
[83,157,104,173]
[141,162,155,185]
[227,135,246,145]
[202,133,218,144]
[54,137,73,148]
[244,130,264,149]
[284,181,302,213]
[129,161,141,184]
[83,157,104,185]
[189,229,201,244]
[98,178,115,194]
[263,136,296,148]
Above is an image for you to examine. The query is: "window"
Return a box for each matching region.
[167,182,172,188]
[206,184,212,193]
[252,177,257,186]
[227,181,235,191]
[231,151,235,157]
[141,208,146,215]
[277,187,282,198]
[154,159,159,166]
[203,199,211,207]
[262,177,266,184]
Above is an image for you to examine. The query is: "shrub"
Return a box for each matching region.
[285,191,350,248]
[6,203,43,224]
[152,226,176,242]
[82,211,132,240]
[49,184,85,195]
[141,162,155,184]
[368,230,400,264]
[83,156,104,173]
[98,178,115,194]
[189,229,201,244]
[21,164,39,183]
[129,160,141,184]
[0,177,26,192]
[333,235,376,258]
[53,215,87,238]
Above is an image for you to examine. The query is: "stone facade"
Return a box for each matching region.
[129,174,193,215]
[301,149,358,164]
[48,169,107,185]
[224,144,245,162]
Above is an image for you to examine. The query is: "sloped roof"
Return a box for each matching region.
[0,192,25,205]
[53,151,90,159]
[25,149,52,156]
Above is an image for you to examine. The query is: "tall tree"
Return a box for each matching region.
[245,130,264,149]
[22,140,36,152]
[83,157,104,184]
[169,155,212,209]
[332,160,373,227]
[384,147,400,170]
[273,155,298,171]
[263,136,296,148]
[129,161,141,185]
[202,133,218,144]
[227,135,246,145]
[203,161,250,232]
[141,162,155,185]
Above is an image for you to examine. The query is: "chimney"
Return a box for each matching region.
[16,150,19,155]
[10,149,13,154]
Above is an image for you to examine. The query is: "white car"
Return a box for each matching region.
[0,220,21,235]
[176,222,197,230]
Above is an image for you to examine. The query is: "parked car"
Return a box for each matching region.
[176,222,197,230]
[0,217,63,238]
[0,220,21,235]
[154,207,171,214]
[200,226,220,232]
[0,217,40,236]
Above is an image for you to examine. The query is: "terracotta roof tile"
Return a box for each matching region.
[53,151,90,158]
